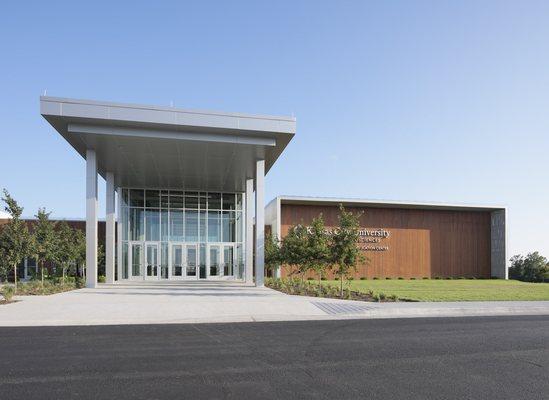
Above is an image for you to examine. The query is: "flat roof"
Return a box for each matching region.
[269,195,506,212]
[41,96,296,191]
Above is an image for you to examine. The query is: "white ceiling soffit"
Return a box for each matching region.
[40,97,296,192]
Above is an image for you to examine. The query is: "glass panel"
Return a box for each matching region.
[160,191,169,208]
[236,244,243,279]
[146,245,158,277]
[161,210,169,241]
[172,245,183,276]
[224,246,234,276]
[222,193,236,210]
[185,192,199,209]
[236,211,243,242]
[161,242,169,279]
[208,193,221,210]
[145,190,160,208]
[170,191,184,208]
[132,244,142,277]
[199,211,206,242]
[145,209,160,241]
[199,244,206,278]
[222,211,235,242]
[122,242,129,279]
[121,207,129,240]
[209,246,219,276]
[121,189,129,208]
[199,192,207,209]
[185,211,198,242]
[130,189,144,207]
[208,211,220,242]
[130,208,144,241]
[186,246,197,276]
[170,210,185,241]
[236,193,243,210]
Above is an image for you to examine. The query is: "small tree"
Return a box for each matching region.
[0,189,31,292]
[305,214,331,293]
[265,233,282,277]
[55,221,78,285]
[280,224,309,282]
[31,208,57,288]
[73,229,86,278]
[331,205,364,297]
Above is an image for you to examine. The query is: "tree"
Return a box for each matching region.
[280,224,309,282]
[31,208,57,288]
[0,189,31,292]
[54,221,78,285]
[509,252,549,282]
[331,205,364,297]
[265,233,282,277]
[73,229,86,278]
[304,214,331,292]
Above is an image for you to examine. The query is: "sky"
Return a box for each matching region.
[0,1,548,257]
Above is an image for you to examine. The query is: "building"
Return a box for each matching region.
[266,196,507,279]
[32,96,506,287]
[40,96,296,288]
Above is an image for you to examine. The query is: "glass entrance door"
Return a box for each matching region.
[129,242,143,280]
[171,244,184,278]
[208,245,220,278]
[145,243,159,280]
[223,245,234,277]
[186,245,198,278]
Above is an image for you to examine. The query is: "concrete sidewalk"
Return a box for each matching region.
[0,282,548,327]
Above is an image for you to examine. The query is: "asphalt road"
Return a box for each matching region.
[0,316,547,399]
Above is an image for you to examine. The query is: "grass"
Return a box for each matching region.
[319,279,549,301]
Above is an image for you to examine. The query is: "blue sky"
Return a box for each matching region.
[1,1,548,257]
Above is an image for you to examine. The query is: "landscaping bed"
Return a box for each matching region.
[265,278,403,302]
[1,278,83,303]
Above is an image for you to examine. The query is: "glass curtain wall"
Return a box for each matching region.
[120,189,244,280]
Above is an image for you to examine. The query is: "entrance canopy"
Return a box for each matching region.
[40,96,296,192]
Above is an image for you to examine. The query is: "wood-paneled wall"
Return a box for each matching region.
[279,204,492,279]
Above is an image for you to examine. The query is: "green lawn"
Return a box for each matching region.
[320,279,549,301]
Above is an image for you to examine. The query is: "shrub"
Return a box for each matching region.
[410,277,416,280]
[397,277,404,280]
[434,276,442,280]
[385,277,391,280]
[372,294,380,302]
[378,292,386,301]
[509,252,549,282]
[360,277,367,280]
[422,277,429,280]
[445,277,452,280]
[307,277,315,281]
[334,276,340,281]
[321,277,327,281]
[458,276,466,280]
[388,294,398,301]
[348,277,354,281]
[98,275,106,283]
[373,277,379,280]
[2,285,16,302]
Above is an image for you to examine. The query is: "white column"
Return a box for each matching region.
[116,187,122,281]
[245,178,254,284]
[105,172,116,284]
[85,149,98,288]
[255,160,265,287]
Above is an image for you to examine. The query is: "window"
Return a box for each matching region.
[208,211,220,242]
[129,189,144,207]
[145,209,160,241]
